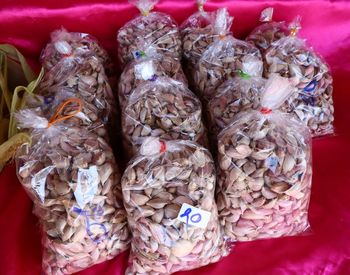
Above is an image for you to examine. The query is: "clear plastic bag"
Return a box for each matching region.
[122,77,208,157]
[122,137,230,274]
[208,73,266,137]
[117,0,182,68]
[181,1,221,66]
[39,55,116,133]
[263,19,334,137]
[216,74,312,242]
[15,99,130,274]
[24,92,110,140]
[118,47,187,109]
[246,8,290,52]
[194,8,262,102]
[41,28,115,79]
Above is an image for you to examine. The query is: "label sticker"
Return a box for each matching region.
[176,203,211,229]
[135,60,156,81]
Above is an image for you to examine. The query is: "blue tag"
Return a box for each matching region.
[265,155,279,173]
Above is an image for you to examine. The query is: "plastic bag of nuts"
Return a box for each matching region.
[263,18,334,137]
[117,0,182,68]
[181,1,219,65]
[122,77,208,157]
[24,92,110,141]
[208,57,265,137]
[122,137,230,274]
[39,55,117,133]
[15,99,130,274]
[246,7,290,53]
[194,8,262,102]
[41,28,115,80]
[118,46,187,109]
[216,74,312,242]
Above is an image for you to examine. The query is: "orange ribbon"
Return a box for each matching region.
[47,98,83,128]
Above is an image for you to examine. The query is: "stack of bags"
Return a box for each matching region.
[11,1,335,274]
[117,0,229,273]
[15,30,130,274]
[182,4,333,244]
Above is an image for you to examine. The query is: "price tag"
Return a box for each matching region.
[176,203,211,229]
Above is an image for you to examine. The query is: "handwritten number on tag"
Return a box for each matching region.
[180,207,202,224]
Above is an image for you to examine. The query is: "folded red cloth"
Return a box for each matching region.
[0,1,350,274]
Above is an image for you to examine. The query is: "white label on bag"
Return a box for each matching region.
[176,203,211,229]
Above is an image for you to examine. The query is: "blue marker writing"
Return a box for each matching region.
[180,207,202,225]
[73,206,108,243]
[304,79,317,93]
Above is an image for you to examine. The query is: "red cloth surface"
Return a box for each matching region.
[1,0,350,274]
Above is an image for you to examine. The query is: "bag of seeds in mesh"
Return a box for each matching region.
[122,76,208,157]
[41,28,115,80]
[263,17,334,137]
[117,0,182,68]
[122,137,230,274]
[194,8,262,102]
[246,7,290,52]
[15,99,130,274]
[216,74,312,242]
[207,56,265,138]
[118,44,187,109]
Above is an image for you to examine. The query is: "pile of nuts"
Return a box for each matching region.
[117,12,182,67]
[216,113,312,241]
[122,138,228,274]
[122,78,207,157]
[264,37,334,136]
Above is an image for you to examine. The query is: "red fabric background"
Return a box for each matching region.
[1,1,350,274]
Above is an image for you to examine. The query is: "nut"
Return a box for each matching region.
[121,140,228,274]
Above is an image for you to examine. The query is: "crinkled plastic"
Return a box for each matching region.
[216,74,312,242]
[208,75,266,137]
[246,7,290,52]
[181,5,227,65]
[118,47,187,109]
[263,21,334,137]
[24,92,109,140]
[121,77,208,157]
[194,10,262,102]
[15,103,130,274]
[39,55,116,131]
[117,0,182,68]
[180,7,230,90]
[121,137,230,274]
[41,28,115,78]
